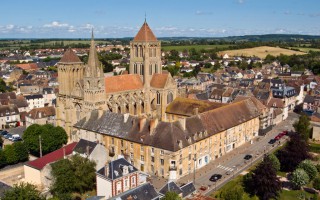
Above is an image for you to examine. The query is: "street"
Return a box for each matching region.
[151,112,299,194]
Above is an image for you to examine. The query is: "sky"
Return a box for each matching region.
[0,0,319,38]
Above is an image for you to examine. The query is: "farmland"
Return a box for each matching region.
[219,46,306,59]
[161,44,232,52]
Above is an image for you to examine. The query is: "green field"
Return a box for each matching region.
[161,44,232,52]
[309,142,320,153]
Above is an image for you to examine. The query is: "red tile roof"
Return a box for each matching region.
[26,142,77,170]
[105,74,143,93]
[150,73,168,88]
[59,48,82,63]
[133,22,157,42]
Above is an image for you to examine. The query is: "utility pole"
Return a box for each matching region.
[39,135,42,158]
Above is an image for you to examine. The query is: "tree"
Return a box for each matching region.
[267,153,280,171]
[0,150,6,168]
[250,155,281,200]
[204,63,212,68]
[50,154,96,197]
[12,142,29,162]
[298,160,318,181]
[313,177,320,190]
[293,114,311,142]
[0,136,3,147]
[277,133,311,172]
[2,182,44,200]
[23,124,68,157]
[3,145,18,165]
[291,168,310,189]
[162,191,181,200]
[221,185,244,200]
[0,78,8,93]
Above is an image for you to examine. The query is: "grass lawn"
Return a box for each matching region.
[279,190,319,200]
[162,44,232,52]
[309,142,320,153]
[277,171,287,177]
[290,47,320,53]
[210,175,244,199]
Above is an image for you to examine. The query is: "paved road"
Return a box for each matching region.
[151,112,299,193]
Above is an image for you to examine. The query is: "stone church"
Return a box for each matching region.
[56,21,178,137]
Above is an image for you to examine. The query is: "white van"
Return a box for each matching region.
[11,134,21,141]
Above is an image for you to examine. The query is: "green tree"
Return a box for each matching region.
[293,114,311,142]
[204,63,212,68]
[3,145,18,165]
[2,182,44,200]
[298,160,318,181]
[13,142,29,162]
[23,124,68,157]
[162,191,182,200]
[250,155,281,200]
[267,153,281,171]
[221,185,244,200]
[0,78,8,93]
[0,150,6,168]
[50,154,96,197]
[291,168,310,189]
[0,136,3,147]
[313,177,320,190]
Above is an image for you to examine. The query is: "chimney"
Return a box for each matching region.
[104,162,109,177]
[139,117,146,132]
[149,118,158,135]
[193,107,199,115]
[178,118,186,131]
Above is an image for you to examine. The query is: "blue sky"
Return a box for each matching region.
[0,0,319,38]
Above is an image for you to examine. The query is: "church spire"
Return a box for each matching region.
[86,29,102,77]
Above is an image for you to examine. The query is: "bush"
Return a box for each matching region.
[316,164,320,173]
[313,177,320,190]
[3,145,18,165]
[298,160,318,181]
[268,153,281,171]
[221,185,244,200]
[291,168,310,189]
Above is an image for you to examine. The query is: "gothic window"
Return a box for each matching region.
[140,46,143,57]
[153,48,156,57]
[86,81,90,89]
[156,92,161,105]
[167,92,173,104]
[149,47,152,57]
[154,64,157,74]
[134,64,137,74]
[75,104,81,121]
[135,46,138,57]
[141,64,144,75]
[97,80,101,89]
[149,64,152,75]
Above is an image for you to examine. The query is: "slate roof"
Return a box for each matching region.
[104,74,143,93]
[59,48,82,63]
[180,182,196,198]
[110,183,159,200]
[159,181,183,196]
[96,158,138,180]
[73,139,97,155]
[304,95,315,104]
[133,22,157,42]
[26,142,77,170]
[24,94,43,100]
[0,181,12,198]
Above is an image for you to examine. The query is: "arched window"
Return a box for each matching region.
[134,64,137,74]
[149,47,152,57]
[156,92,161,105]
[141,64,144,75]
[149,64,152,75]
[86,81,90,89]
[140,46,143,57]
[154,64,157,74]
[153,48,156,57]
[135,46,138,57]
[167,92,173,104]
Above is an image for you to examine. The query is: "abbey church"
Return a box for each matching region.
[56,21,178,136]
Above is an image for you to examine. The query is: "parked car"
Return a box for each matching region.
[12,137,22,142]
[0,130,8,137]
[4,133,12,140]
[244,154,253,160]
[11,134,21,142]
[268,139,276,144]
[209,174,222,182]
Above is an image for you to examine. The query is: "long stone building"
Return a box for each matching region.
[56,21,178,136]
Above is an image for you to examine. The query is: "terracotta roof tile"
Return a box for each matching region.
[150,73,168,88]
[26,142,77,170]
[133,22,157,42]
[105,74,143,93]
[27,106,56,119]
[59,48,82,63]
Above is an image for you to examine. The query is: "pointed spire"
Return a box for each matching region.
[87,29,102,76]
[133,20,157,42]
[144,12,146,23]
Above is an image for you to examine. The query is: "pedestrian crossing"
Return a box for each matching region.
[217,165,234,172]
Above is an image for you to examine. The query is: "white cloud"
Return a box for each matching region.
[195,10,213,15]
[237,0,245,4]
[44,21,69,28]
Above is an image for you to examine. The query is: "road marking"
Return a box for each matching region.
[217,165,234,172]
